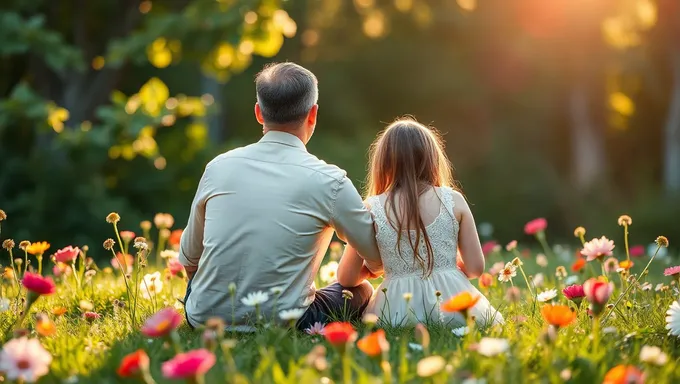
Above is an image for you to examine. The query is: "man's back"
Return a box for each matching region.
[180,131,379,327]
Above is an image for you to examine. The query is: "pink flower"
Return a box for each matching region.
[583,278,614,307]
[482,241,499,256]
[83,312,101,322]
[111,253,134,274]
[488,261,505,276]
[141,307,183,338]
[161,349,216,379]
[52,262,72,278]
[22,272,56,296]
[305,322,326,335]
[167,257,184,276]
[603,257,619,273]
[630,245,645,257]
[562,284,585,305]
[0,337,52,383]
[53,246,80,264]
[664,265,680,277]
[524,218,547,235]
[581,236,615,262]
[120,231,136,242]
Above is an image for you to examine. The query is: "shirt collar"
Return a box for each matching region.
[259,131,307,151]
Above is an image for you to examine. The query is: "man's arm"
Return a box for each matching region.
[179,169,211,279]
[330,177,383,275]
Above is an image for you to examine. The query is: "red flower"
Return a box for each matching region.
[22,272,56,296]
[167,257,184,276]
[571,258,586,272]
[323,322,357,349]
[118,349,150,377]
[603,365,644,384]
[162,349,216,379]
[524,218,547,235]
[169,229,183,248]
[481,241,499,256]
[357,329,389,357]
[562,284,585,305]
[629,245,645,257]
[583,278,614,315]
[141,307,183,338]
[53,246,80,264]
[83,312,101,322]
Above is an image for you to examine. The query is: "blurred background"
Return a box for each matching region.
[1,0,679,252]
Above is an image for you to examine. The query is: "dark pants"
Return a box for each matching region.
[296,281,373,331]
[183,277,194,329]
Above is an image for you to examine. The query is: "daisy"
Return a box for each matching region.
[476,337,510,357]
[664,265,680,277]
[497,262,517,282]
[140,272,163,299]
[319,261,339,283]
[241,291,269,307]
[536,289,557,303]
[0,337,53,383]
[305,322,325,335]
[640,345,668,366]
[641,282,653,291]
[656,283,665,292]
[279,308,306,321]
[666,301,680,337]
[452,326,469,337]
[269,286,284,295]
[581,236,615,262]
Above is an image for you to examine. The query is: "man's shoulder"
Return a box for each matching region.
[204,144,255,169]
[298,153,347,182]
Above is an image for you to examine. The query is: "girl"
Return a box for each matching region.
[337,117,503,327]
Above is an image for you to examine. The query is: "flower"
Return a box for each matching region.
[535,254,548,267]
[541,304,576,328]
[2,239,15,250]
[112,253,134,273]
[630,245,645,257]
[133,237,148,251]
[154,213,175,229]
[666,301,680,337]
[118,349,150,377]
[511,257,523,267]
[25,242,50,256]
[103,238,115,251]
[323,322,357,348]
[656,236,669,248]
[403,292,413,302]
[416,356,446,378]
[357,329,389,357]
[573,226,586,238]
[167,257,184,276]
[363,313,379,325]
[83,312,101,322]
[22,272,56,296]
[583,278,614,315]
[604,257,619,273]
[52,262,72,278]
[161,349,216,379]
[441,292,480,313]
[240,291,269,307]
[319,261,339,283]
[79,300,94,311]
[581,236,615,262]
[618,260,634,270]
[533,273,545,287]
[639,345,668,366]
[305,322,326,335]
[562,285,585,305]
[269,286,284,295]
[497,262,517,282]
[279,308,306,322]
[169,229,183,247]
[664,265,680,277]
[342,290,354,300]
[482,241,498,256]
[51,307,67,316]
[641,282,652,291]
[160,250,179,259]
[141,307,183,338]
[555,266,567,278]
[0,298,9,312]
[452,326,469,337]
[53,246,80,264]
[478,273,494,289]
[505,287,521,303]
[476,337,510,357]
[617,215,632,226]
[35,314,56,337]
[140,272,163,299]
[140,220,152,230]
[0,209,5,221]
[19,241,30,251]
[415,323,429,349]
[120,231,136,242]
[524,218,547,235]
[603,365,644,384]
[536,289,557,303]
[488,261,505,276]
[505,240,517,251]
[106,212,121,224]
[571,257,586,272]
[0,337,53,383]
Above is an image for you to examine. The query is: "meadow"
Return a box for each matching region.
[0,210,678,384]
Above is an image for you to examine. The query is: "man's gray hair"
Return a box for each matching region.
[255,62,318,124]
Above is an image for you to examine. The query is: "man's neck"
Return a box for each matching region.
[263,126,307,144]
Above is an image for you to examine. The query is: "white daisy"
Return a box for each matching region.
[497,262,517,282]
[476,337,510,357]
[666,301,680,337]
[452,326,469,337]
[640,345,668,366]
[641,282,653,291]
[319,261,339,283]
[140,272,163,299]
[0,298,10,312]
[241,291,269,307]
[536,289,557,303]
[656,283,665,292]
[279,308,306,321]
[362,313,379,325]
[0,337,53,383]
[269,286,284,295]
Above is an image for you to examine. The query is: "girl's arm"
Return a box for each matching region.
[453,191,485,278]
[337,244,381,287]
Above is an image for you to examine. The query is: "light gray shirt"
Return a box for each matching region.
[179,131,382,327]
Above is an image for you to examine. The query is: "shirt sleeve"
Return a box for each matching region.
[178,167,211,268]
[330,177,383,274]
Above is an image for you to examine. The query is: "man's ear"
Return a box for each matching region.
[254,103,265,125]
[307,104,318,127]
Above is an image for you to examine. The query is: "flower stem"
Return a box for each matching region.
[623,224,630,262]
[342,347,352,384]
[518,265,534,297]
[592,316,600,356]
[37,254,43,276]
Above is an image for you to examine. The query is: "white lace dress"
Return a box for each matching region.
[365,187,503,327]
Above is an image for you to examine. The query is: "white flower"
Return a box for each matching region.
[363,313,379,325]
[319,261,339,283]
[416,355,446,378]
[452,326,469,337]
[497,262,517,282]
[241,291,269,307]
[403,292,413,302]
[305,322,325,335]
[279,308,306,321]
[0,298,10,312]
[565,275,579,285]
[140,271,163,299]
[641,282,653,291]
[133,240,149,251]
[535,254,548,267]
[532,273,545,288]
[666,301,680,337]
[408,343,423,351]
[0,337,53,383]
[476,337,510,357]
[640,345,668,366]
[536,289,557,303]
[656,283,665,292]
[270,286,284,295]
[160,250,179,259]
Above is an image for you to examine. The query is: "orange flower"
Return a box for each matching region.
[571,257,586,272]
[169,229,183,247]
[603,365,644,384]
[26,241,50,255]
[323,322,357,350]
[541,304,577,328]
[441,292,480,313]
[478,273,494,289]
[618,260,634,270]
[357,329,389,357]
[52,307,68,316]
[36,315,56,337]
[3,267,15,280]
[117,349,150,378]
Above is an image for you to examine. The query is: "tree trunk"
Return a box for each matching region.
[663,49,680,193]
[569,81,607,190]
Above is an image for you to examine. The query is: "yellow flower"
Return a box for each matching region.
[617,215,632,226]
[656,236,669,248]
[573,227,586,238]
[26,241,50,255]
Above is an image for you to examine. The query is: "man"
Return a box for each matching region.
[179,62,383,331]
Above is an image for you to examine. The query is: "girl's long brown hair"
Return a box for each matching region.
[366,117,454,277]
